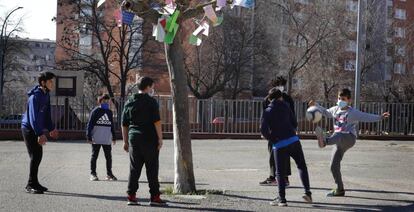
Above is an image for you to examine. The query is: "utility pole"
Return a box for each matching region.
[0,6,23,99]
[354,0,364,110]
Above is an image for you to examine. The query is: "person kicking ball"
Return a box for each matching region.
[309,88,390,197]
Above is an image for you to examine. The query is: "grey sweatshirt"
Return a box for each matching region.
[316,104,383,136]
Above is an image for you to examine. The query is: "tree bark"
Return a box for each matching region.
[164,32,196,194]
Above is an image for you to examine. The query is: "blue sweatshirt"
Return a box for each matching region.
[21,86,54,136]
[261,100,298,146]
[86,107,115,145]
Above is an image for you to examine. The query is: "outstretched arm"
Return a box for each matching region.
[351,110,390,123]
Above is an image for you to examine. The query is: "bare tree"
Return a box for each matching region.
[275,0,339,95]
[0,7,24,98]
[57,0,146,101]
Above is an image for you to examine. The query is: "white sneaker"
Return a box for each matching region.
[90,175,99,181]
[315,127,326,148]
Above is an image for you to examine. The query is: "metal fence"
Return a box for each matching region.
[1,95,413,137]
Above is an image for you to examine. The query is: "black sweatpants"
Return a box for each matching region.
[127,134,160,197]
[22,128,43,187]
[273,141,311,200]
[268,141,291,179]
[90,144,113,176]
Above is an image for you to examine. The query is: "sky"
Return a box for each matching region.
[0,0,57,40]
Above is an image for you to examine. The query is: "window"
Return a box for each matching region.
[394,27,406,38]
[294,0,309,4]
[35,43,40,48]
[45,55,50,61]
[395,9,406,20]
[395,45,406,56]
[346,40,356,52]
[37,66,43,72]
[346,0,358,12]
[394,63,405,74]
[344,60,356,71]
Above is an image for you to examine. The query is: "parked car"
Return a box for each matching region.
[0,114,23,125]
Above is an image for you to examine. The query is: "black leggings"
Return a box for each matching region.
[22,128,43,187]
[91,144,113,176]
[273,141,311,200]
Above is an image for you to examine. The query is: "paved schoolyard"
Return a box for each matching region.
[1,138,414,211]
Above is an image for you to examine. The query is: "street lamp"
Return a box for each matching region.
[354,0,363,110]
[0,6,24,98]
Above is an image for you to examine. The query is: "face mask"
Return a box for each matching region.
[101,103,109,110]
[337,100,348,108]
[149,88,155,97]
[276,86,284,92]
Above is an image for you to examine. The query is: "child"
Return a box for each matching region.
[260,76,293,186]
[86,94,117,181]
[309,88,390,197]
[261,88,312,207]
[21,72,59,194]
[121,77,166,206]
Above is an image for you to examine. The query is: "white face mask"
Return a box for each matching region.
[276,86,284,92]
[149,88,155,96]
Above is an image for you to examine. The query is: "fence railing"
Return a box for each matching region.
[1,95,413,137]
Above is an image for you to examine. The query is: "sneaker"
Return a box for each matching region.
[37,184,48,192]
[90,174,99,181]
[150,194,167,206]
[127,194,139,205]
[302,193,313,203]
[315,127,327,148]
[25,186,44,194]
[106,175,118,181]
[259,177,277,186]
[326,189,345,197]
[270,197,287,207]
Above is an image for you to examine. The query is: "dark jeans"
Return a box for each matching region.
[127,134,160,197]
[273,141,311,201]
[22,128,43,187]
[268,141,291,179]
[91,144,113,176]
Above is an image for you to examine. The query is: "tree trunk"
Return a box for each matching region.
[287,71,294,96]
[164,32,196,194]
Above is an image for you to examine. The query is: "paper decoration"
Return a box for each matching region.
[164,3,177,15]
[201,21,210,36]
[97,0,106,8]
[165,24,179,44]
[114,9,122,27]
[213,16,224,27]
[122,10,135,25]
[152,18,166,42]
[232,0,255,8]
[203,5,218,24]
[189,35,202,46]
[217,0,227,8]
[166,10,180,33]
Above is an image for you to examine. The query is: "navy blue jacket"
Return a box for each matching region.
[21,86,54,136]
[261,100,297,144]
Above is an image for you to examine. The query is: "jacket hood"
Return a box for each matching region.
[27,86,44,97]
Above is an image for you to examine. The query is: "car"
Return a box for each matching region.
[0,114,23,125]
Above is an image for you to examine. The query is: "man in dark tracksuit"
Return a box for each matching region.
[260,76,293,186]
[121,77,166,206]
[86,94,117,181]
[261,88,312,207]
[21,72,59,194]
